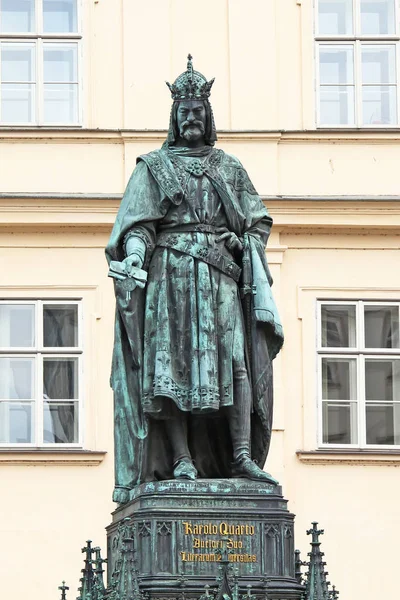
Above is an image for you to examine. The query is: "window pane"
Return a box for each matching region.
[321,304,356,347]
[1,83,34,123]
[322,401,358,443]
[43,357,78,399]
[0,357,35,399]
[318,0,353,35]
[43,45,78,82]
[365,359,400,401]
[319,46,354,84]
[1,0,35,33]
[43,0,77,33]
[364,305,399,348]
[362,46,396,84]
[43,401,78,443]
[43,304,78,347]
[322,357,357,400]
[320,85,355,125]
[366,403,400,444]
[0,402,33,443]
[0,304,35,348]
[362,85,397,125]
[43,83,78,123]
[1,44,35,82]
[360,0,395,35]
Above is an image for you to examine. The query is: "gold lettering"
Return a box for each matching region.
[183,522,192,535]
[219,522,228,535]
[180,552,222,563]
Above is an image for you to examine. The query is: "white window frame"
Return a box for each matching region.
[317,299,400,449]
[315,0,400,127]
[0,299,84,448]
[0,0,83,126]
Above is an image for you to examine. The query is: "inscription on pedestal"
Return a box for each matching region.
[180,520,258,565]
[107,480,302,599]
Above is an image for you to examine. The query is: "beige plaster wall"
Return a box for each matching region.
[86,0,310,131]
[0,1,399,599]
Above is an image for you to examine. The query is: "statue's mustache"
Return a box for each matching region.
[179,120,205,136]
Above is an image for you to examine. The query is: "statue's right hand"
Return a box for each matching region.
[123,253,143,275]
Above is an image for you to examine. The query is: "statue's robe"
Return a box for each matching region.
[106,146,283,503]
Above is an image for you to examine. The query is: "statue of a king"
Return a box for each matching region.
[106,56,284,504]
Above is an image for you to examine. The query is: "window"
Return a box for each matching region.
[316,0,400,126]
[0,0,81,125]
[318,301,400,447]
[0,300,82,446]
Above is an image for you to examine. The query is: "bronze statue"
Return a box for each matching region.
[106,56,283,504]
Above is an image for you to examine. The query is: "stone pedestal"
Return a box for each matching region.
[106,479,304,599]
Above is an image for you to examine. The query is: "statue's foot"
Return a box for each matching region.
[232,457,279,485]
[173,458,197,481]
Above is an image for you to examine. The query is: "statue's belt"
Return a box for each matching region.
[156,233,241,283]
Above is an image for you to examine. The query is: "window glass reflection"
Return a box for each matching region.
[319,0,353,35]
[364,305,399,348]
[366,403,400,444]
[0,358,35,400]
[0,402,33,443]
[320,85,355,125]
[323,401,358,443]
[43,45,78,82]
[0,304,35,348]
[43,401,78,443]
[320,46,354,84]
[360,0,395,35]
[1,0,35,33]
[322,357,357,400]
[1,45,35,82]
[43,0,78,33]
[43,357,78,399]
[43,304,78,347]
[362,85,397,124]
[362,46,396,85]
[43,83,78,123]
[321,304,356,347]
[365,359,400,402]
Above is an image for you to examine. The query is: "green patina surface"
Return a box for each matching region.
[105,56,283,505]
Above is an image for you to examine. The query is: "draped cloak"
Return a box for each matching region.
[106,145,283,504]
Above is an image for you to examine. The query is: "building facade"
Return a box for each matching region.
[1,1,399,599]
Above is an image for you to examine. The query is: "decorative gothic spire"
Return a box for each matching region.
[295,548,308,586]
[303,523,339,600]
[58,581,69,600]
[77,540,95,600]
[92,546,107,598]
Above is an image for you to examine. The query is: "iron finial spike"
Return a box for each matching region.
[58,581,69,600]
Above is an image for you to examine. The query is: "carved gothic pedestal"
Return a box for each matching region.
[106,479,304,599]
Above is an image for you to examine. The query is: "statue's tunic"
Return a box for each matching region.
[106,145,283,496]
[142,154,245,416]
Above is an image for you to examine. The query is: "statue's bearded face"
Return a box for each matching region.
[176,100,206,145]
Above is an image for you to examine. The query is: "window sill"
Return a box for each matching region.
[0,449,107,466]
[296,450,400,466]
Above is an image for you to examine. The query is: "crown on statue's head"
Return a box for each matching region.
[166,54,215,101]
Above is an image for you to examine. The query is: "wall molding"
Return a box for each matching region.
[1,128,400,144]
[297,450,400,466]
[0,449,107,466]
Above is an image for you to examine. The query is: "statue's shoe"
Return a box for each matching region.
[232,457,279,485]
[173,458,198,480]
